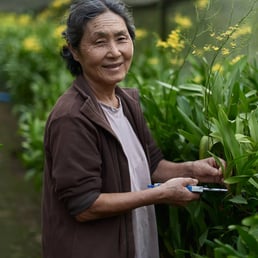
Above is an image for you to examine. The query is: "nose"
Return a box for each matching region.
[107,41,121,57]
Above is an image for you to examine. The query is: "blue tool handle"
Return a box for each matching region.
[147,183,161,188]
[186,185,204,193]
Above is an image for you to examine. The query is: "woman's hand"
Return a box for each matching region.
[157,177,200,206]
[191,157,226,184]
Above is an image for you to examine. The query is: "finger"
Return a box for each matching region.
[192,179,198,185]
[213,172,224,184]
[186,178,198,186]
[215,158,226,170]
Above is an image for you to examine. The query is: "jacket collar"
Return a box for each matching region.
[72,75,139,119]
[72,75,139,140]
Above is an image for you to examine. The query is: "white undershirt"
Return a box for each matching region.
[100,99,159,258]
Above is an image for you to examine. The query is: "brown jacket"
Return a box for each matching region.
[42,75,163,258]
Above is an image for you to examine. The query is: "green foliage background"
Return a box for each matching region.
[1,0,258,257]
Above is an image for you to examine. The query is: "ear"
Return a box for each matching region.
[68,44,80,62]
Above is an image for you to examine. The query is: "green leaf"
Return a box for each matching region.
[217,108,242,160]
[242,214,258,227]
[248,177,258,190]
[178,129,200,146]
[214,239,245,257]
[224,175,250,184]
[178,83,207,97]
[228,195,248,205]
[248,109,258,143]
[177,106,204,136]
[233,225,258,254]
[199,229,208,247]
[156,80,179,92]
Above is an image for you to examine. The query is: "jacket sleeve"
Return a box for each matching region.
[45,115,102,216]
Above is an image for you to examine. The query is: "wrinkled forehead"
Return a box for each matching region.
[84,11,129,36]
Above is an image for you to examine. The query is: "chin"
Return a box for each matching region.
[107,76,126,85]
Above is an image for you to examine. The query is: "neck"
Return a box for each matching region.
[83,74,119,108]
[90,84,119,108]
[98,94,119,108]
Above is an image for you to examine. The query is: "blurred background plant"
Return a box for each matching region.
[1,0,258,257]
[0,3,73,189]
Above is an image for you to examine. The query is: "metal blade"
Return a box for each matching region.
[202,187,228,192]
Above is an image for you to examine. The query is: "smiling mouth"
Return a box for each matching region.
[103,63,122,69]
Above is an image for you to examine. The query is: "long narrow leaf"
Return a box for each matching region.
[177,107,204,136]
[217,108,242,160]
[248,109,258,143]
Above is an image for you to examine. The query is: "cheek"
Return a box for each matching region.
[83,50,103,66]
[125,44,134,62]
[129,43,134,56]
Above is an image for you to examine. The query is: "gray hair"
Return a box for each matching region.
[61,0,135,76]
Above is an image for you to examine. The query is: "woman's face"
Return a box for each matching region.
[71,11,134,89]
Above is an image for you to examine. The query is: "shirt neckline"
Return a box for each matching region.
[99,96,122,113]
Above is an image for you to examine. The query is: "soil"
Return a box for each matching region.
[0,103,41,258]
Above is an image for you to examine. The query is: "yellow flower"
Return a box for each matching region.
[230,55,244,65]
[170,58,184,66]
[222,48,230,56]
[156,29,184,53]
[215,35,224,41]
[51,0,71,9]
[174,13,192,29]
[196,0,209,10]
[135,28,148,40]
[22,36,41,52]
[231,25,252,39]
[156,39,169,48]
[211,25,238,42]
[53,25,67,48]
[230,42,237,48]
[18,14,31,26]
[203,44,211,52]
[167,29,185,52]
[221,26,236,37]
[193,75,203,84]
[212,45,219,51]
[192,48,203,56]
[53,24,66,38]
[212,63,223,73]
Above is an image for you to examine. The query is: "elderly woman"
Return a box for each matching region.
[42,0,225,257]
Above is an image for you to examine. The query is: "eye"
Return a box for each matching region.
[95,39,106,45]
[117,35,128,42]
